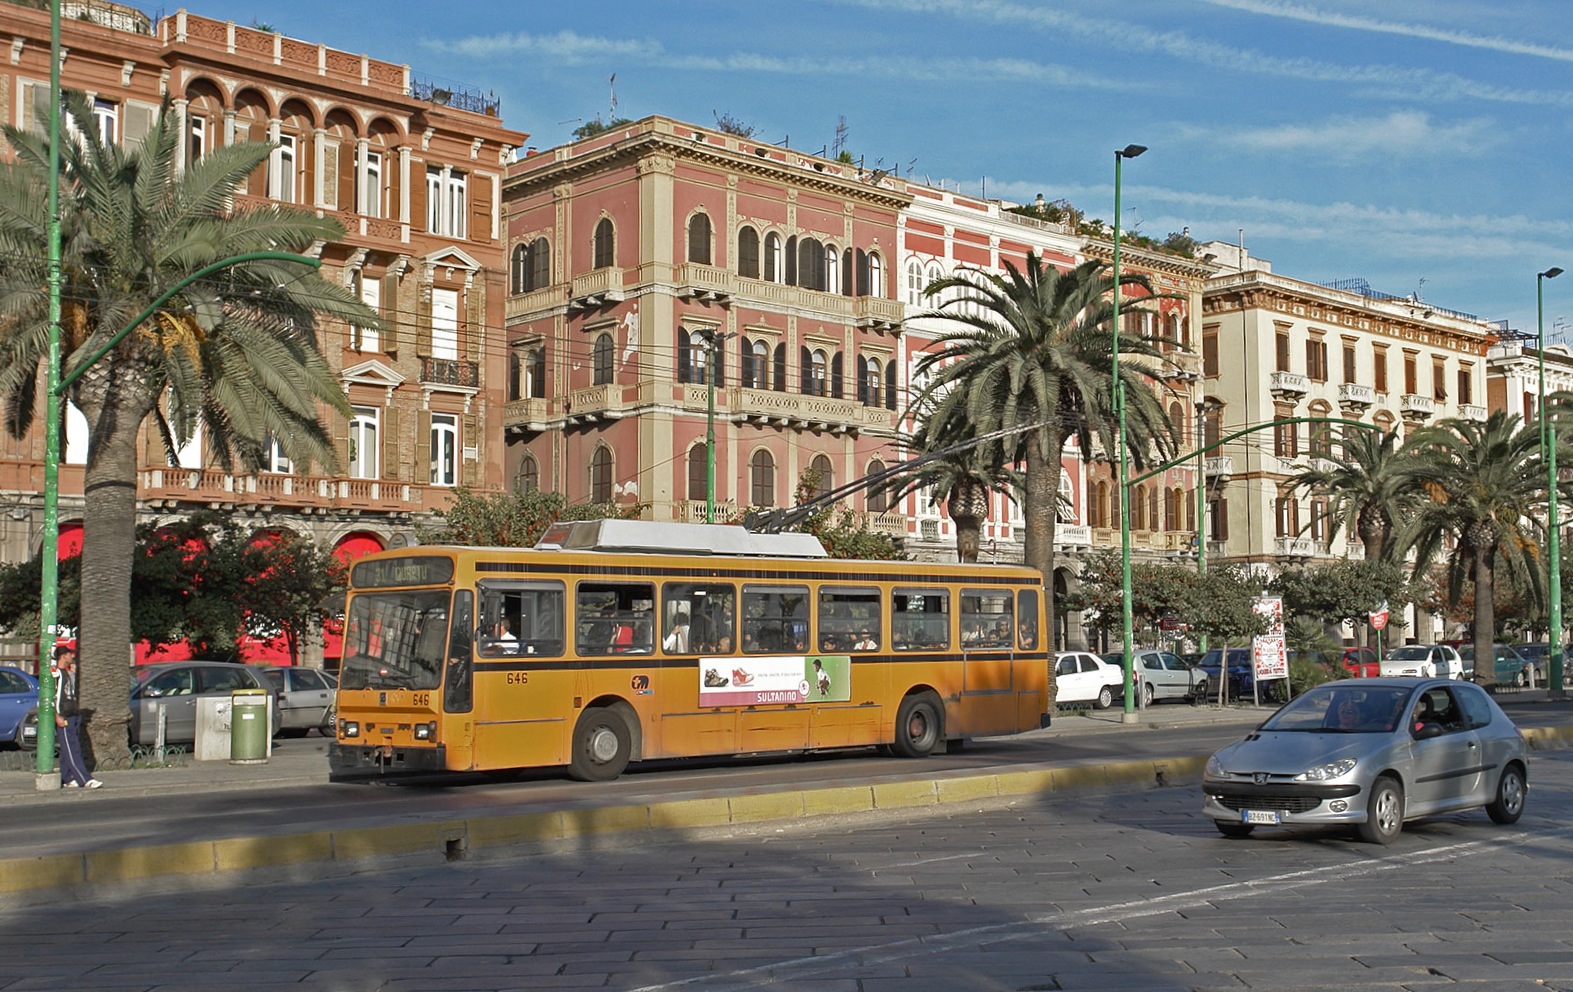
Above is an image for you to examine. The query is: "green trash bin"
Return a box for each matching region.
[230,688,270,764]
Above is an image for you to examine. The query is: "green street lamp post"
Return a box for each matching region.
[1539,266,1564,695]
[33,248,322,787]
[1112,143,1145,722]
[703,330,728,523]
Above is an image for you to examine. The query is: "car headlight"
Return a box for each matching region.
[1205,754,1225,777]
[1294,758,1356,782]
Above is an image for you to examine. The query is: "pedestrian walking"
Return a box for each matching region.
[53,645,101,790]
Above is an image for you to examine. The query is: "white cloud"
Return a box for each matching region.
[1208,111,1500,161]
[1193,0,1573,63]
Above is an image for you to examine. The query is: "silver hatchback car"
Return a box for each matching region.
[1203,678,1527,844]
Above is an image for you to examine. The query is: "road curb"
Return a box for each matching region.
[0,754,1200,897]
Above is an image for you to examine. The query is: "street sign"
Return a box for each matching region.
[1370,608,1389,630]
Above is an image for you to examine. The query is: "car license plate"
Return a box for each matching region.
[1242,809,1281,825]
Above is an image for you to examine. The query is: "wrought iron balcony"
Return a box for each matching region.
[420,357,479,387]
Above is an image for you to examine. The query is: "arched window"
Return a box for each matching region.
[906,260,924,306]
[859,357,882,406]
[743,338,769,389]
[1058,469,1075,522]
[1131,485,1147,531]
[867,251,883,298]
[798,237,823,290]
[750,450,776,507]
[590,447,613,503]
[1093,481,1110,528]
[885,360,898,411]
[773,342,787,392]
[507,350,522,401]
[867,459,888,513]
[764,232,783,282]
[593,333,614,385]
[1149,487,1162,532]
[737,226,760,278]
[1203,401,1223,447]
[593,217,615,269]
[1169,401,1187,441]
[809,349,828,396]
[1165,487,1181,531]
[829,352,844,399]
[680,329,710,385]
[809,454,833,499]
[824,243,840,295]
[528,237,549,290]
[510,243,529,295]
[687,445,708,502]
[687,212,712,264]
[516,453,539,493]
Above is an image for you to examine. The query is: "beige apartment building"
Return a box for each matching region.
[0,2,526,588]
[1199,243,1499,639]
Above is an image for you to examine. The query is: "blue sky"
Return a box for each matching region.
[200,0,1573,337]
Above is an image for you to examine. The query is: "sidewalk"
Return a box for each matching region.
[0,700,1271,804]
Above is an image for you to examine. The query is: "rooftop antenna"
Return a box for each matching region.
[831,115,848,158]
[608,73,618,120]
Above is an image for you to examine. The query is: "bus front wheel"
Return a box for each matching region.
[892,692,942,758]
[568,708,632,782]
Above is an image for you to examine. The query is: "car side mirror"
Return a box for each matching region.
[1412,721,1444,740]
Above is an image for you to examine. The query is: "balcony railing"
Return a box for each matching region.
[140,468,449,514]
[1205,456,1234,479]
[1338,383,1376,408]
[566,383,626,422]
[1274,536,1316,557]
[1400,394,1436,420]
[853,295,904,331]
[503,397,551,431]
[568,268,625,310]
[420,357,479,388]
[1269,371,1309,399]
[674,263,734,303]
[1460,404,1488,422]
[1055,524,1092,546]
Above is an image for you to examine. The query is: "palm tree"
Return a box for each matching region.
[1288,427,1414,563]
[1398,413,1546,667]
[909,253,1177,637]
[875,397,1023,563]
[0,94,373,758]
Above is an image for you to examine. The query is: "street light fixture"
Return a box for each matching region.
[1539,266,1564,695]
[1113,143,1145,723]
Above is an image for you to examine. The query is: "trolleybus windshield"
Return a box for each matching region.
[341,588,451,691]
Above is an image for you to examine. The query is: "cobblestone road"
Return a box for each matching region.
[4,753,1572,991]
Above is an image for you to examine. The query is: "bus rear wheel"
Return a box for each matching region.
[892,692,942,758]
[568,708,632,782]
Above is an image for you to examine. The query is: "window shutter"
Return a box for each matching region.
[532,238,550,289]
[739,337,753,387]
[463,413,479,486]
[381,407,400,480]
[336,140,355,212]
[856,249,870,296]
[885,360,897,410]
[415,409,431,487]
[773,343,787,391]
[856,358,868,405]
[785,236,797,285]
[846,249,857,297]
[800,346,811,394]
[321,139,339,210]
[331,408,351,476]
[830,353,843,399]
[380,272,400,353]
[415,284,432,358]
[409,163,427,234]
[388,152,403,223]
[677,331,691,383]
[714,336,725,388]
[469,172,493,243]
[123,101,157,148]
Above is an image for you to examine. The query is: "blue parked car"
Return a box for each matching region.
[0,666,39,749]
[1196,647,1288,702]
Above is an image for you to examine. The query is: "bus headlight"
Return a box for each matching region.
[414,721,436,741]
[341,720,360,738]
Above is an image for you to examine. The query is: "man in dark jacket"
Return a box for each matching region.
[53,645,100,789]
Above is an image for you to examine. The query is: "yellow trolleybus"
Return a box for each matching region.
[329,519,1049,781]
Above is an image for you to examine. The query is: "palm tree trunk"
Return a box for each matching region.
[1473,546,1495,677]
[77,387,149,763]
[1023,428,1058,654]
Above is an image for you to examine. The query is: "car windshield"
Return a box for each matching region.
[1385,646,1428,660]
[341,589,452,691]
[1258,684,1413,734]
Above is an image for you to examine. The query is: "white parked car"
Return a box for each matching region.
[1053,651,1124,709]
[1379,644,1464,680]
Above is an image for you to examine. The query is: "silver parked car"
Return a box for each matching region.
[130,661,280,746]
[257,666,337,737]
[1101,649,1207,707]
[1203,678,1527,844]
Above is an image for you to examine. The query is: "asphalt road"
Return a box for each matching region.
[4,742,1570,990]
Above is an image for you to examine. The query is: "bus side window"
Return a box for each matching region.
[476,581,565,657]
[445,590,474,713]
[664,582,735,654]
[893,588,949,650]
[1017,589,1040,650]
[741,584,809,654]
[961,589,1013,649]
[575,581,656,656]
[819,586,881,652]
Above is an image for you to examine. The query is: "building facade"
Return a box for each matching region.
[0,2,525,659]
[1198,243,1499,641]
[501,116,908,526]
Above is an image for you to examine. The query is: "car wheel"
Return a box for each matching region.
[566,707,632,782]
[319,708,336,738]
[1141,682,1155,707]
[892,692,943,758]
[1358,776,1404,844]
[1486,763,1527,824]
[1095,686,1114,710]
[1214,820,1254,839]
[1517,669,1530,688]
